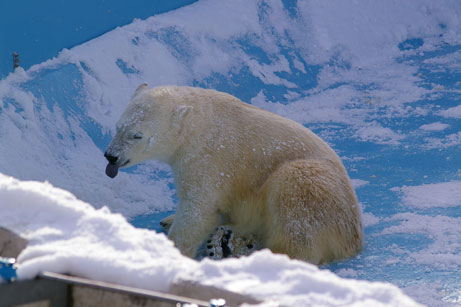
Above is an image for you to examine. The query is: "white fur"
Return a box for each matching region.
[106,85,363,264]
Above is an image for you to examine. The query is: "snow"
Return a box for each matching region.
[0,174,420,306]
[382,213,461,270]
[362,212,380,228]
[391,181,461,209]
[350,179,369,189]
[0,174,190,291]
[419,122,449,131]
[439,105,461,119]
[0,0,461,305]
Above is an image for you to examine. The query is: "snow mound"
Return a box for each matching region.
[0,173,420,306]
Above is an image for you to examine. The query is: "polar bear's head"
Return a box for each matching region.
[104,84,192,178]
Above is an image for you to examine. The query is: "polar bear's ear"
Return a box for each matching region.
[132,83,149,98]
[173,105,192,130]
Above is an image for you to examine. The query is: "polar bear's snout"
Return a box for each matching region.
[104,150,122,179]
[104,151,118,164]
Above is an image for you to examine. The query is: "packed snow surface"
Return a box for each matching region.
[0,0,460,306]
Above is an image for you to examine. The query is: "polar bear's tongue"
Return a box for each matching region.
[105,163,119,178]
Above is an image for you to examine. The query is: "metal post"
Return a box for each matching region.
[13,52,20,70]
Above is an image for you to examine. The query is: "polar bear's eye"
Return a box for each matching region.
[133,133,143,139]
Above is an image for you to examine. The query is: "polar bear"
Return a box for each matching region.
[104,84,363,264]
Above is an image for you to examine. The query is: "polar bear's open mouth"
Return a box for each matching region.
[105,163,119,178]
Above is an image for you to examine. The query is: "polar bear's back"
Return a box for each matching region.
[155,86,349,198]
[151,86,337,163]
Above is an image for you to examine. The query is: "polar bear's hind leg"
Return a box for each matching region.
[261,159,363,264]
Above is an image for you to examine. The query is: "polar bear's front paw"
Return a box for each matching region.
[197,226,259,260]
[204,226,230,260]
[230,233,258,257]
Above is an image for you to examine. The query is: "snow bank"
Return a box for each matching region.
[0,173,420,306]
[0,173,190,290]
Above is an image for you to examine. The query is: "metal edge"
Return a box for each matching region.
[39,271,210,307]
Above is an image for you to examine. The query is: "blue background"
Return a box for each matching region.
[0,0,197,78]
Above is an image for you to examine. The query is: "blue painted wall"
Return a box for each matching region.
[0,0,197,79]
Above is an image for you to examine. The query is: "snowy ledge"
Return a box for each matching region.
[0,173,420,306]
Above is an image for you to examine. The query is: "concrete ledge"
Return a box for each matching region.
[170,280,261,307]
[42,272,210,307]
[0,272,261,307]
[0,227,28,258]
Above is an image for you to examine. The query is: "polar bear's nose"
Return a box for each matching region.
[104,152,118,164]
